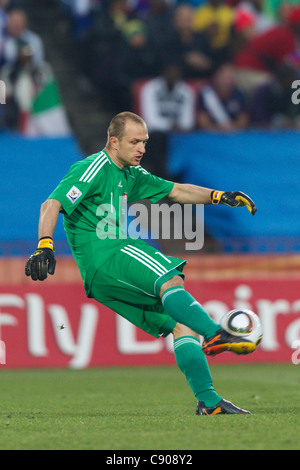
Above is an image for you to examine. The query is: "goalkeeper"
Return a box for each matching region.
[25,112,257,416]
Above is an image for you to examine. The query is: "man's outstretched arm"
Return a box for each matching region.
[25,199,62,281]
[168,183,257,215]
[167,183,212,205]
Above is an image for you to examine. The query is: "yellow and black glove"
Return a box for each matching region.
[25,237,56,281]
[211,191,257,216]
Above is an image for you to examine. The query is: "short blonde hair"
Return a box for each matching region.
[107,112,146,143]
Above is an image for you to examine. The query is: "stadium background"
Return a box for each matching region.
[0,0,300,371]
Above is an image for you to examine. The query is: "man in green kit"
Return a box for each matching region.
[25,112,257,415]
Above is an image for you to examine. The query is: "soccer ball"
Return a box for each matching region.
[220,309,263,348]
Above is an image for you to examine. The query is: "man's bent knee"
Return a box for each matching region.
[160,275,184,298]
[173,323,199,340]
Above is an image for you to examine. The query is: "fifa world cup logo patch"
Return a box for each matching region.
[66,186,82,204]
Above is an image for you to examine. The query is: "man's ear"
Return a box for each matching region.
[110,136,119,150]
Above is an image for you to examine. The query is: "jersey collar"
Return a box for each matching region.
[103,149,127,172]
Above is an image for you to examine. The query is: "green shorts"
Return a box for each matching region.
[89,238,186,338]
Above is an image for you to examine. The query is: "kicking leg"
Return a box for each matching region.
[160,276,220,339]
[160,276,256,357]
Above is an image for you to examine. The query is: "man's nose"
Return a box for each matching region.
[138,143,146,154]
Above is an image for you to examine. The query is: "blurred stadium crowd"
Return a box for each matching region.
[0,0,72,135]
[0,0,300,136]
[0,0,299,256]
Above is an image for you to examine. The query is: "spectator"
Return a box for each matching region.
[233,5,257,41]
[250,63,300,129]
[234,6,300,91]
[197,62,249,131]
[230,3,269,58]
[1,40,44,130]
[0,9,45,69]
[140,61,196,132]
[144,0,174,46]
[60,0,97,39]
[138,60,196,178]
[159,4,215,80]
[235,1,275,34]
[78,0,130,107]
[116,19,160,110]
[193,0,235,59]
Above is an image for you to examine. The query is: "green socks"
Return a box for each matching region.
[174,336,222,407]
[161,286,222,406]
[161,286,220,339]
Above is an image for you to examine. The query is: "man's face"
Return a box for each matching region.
[7,11,27,38]
[174,5,194,33]
[113,121,149,168]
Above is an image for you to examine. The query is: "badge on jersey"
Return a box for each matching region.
[66,186,82,204]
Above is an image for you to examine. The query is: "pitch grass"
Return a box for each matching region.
[0,364,299,450]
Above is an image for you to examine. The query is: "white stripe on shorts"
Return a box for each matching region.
[127,244,169,274]
[121,247,167,277]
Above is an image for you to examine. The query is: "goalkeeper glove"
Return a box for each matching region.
[211,190,257,216]
[25,237,56,281]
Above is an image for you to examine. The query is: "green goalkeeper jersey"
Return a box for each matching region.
[48,149,174,292]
